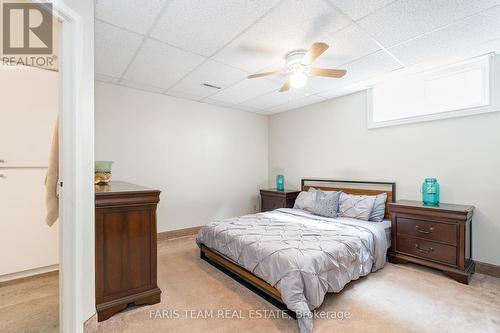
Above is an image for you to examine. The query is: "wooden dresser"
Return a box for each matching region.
[388,200,474,284]
[260,188,300,212]
[95,181,161,321]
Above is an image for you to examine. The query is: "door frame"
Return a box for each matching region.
[43,1,95,332]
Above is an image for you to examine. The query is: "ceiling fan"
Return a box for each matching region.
[247,42,346,92]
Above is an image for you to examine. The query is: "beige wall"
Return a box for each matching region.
[95,82,268,232]
[95,57,500,267]
[269,89,500,266]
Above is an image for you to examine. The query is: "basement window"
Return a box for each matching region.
[368,55,496,128]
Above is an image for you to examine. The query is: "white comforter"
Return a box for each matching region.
[196,208,388,333]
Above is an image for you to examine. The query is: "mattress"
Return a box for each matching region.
[196,208,389,333]
[380,219,392,248]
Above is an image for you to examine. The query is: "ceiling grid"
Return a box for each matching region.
[95,0,500,114]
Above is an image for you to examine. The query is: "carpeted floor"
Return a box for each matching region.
[2,235,500,333]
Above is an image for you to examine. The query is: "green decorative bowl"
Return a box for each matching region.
[95,161,113,173]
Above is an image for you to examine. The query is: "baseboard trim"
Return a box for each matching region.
[158,226,202,241]
[84,313,98,333]
[0,265,59,285]
[475,260,500,278]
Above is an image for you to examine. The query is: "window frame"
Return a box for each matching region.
[367,55,498,129]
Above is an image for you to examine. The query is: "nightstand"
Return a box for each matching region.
[260,189,300,212]
[388,200,474,284]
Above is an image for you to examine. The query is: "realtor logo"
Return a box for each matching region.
[2,1,53,54]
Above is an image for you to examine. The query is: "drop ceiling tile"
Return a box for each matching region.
[201,98,242,110]
[358,0,500,48]
[236,105,261,113]
[202,99,255,113]
[210,78,280,105]
[168,84,222,100]
[316,83,368,99]
[95,0,168,35]
[268,94,326,113]
[300,76,347,95]
[314,24,380,68]
[389,6,500,66]
[329,0,397,20]
[168,60,248,98]
[239,89,310,111]
[122,39,206,89]
[166,90,204,102]
[213,0,351,73]
[119,80,165,94]
[151,0,281,57]
[203,98,238,109]
[95,21,144,78]
[317,50,402,97]
[95,73,119,84]
[310,25,380,77]
[343,50,402,79]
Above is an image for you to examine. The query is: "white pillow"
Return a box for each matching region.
[293,191,316,212]
[369,193,387,222]
[339,193,376,221]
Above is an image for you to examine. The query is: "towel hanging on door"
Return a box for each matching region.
[45,119,59,226]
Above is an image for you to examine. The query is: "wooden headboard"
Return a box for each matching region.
[301,179,396,219]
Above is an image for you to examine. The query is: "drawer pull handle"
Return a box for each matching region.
[415,225,434,234]
[414,243,434,253]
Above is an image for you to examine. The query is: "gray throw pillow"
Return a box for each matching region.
[369,193,387,222]
[339,193,376,221]
[311,190,341,218]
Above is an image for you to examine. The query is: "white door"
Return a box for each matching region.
[0,66,58,167]
[0,65,59,279]
[0,169,59,276]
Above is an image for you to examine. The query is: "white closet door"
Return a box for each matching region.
[0,66,58,167]
[0,169,59,275]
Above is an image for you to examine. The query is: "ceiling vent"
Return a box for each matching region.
[201,83,222,90]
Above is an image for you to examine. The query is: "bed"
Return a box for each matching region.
[196,179,395,333]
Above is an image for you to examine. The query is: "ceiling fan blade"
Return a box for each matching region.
[279,80,291,92]
[301,42,329,65]
[310,68,347,78]
[248,70,282,79]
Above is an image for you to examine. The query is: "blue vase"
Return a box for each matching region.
[422,178,440,206]
[276,175,285,192]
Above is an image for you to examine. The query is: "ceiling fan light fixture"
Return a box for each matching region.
[290,70,308,89]
[246,42,346,93]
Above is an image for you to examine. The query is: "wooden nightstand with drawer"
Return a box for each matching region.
[260,189,300,212]
[388,200,474,284]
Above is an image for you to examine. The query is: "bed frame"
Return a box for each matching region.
[199,179,396,316]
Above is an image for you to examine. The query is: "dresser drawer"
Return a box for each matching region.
[388,200,474,284]
[262,197,284,212]
[396,236,457,266]
[396,217,457,245]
